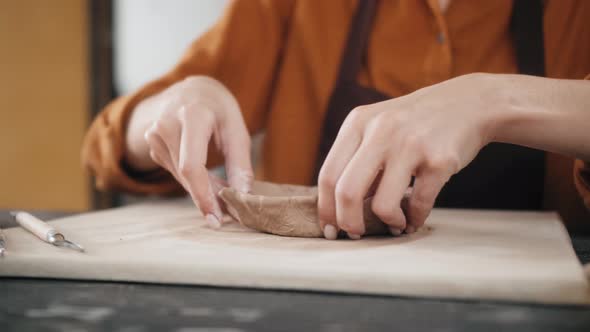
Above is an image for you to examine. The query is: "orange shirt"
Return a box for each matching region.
[82,0,590,224]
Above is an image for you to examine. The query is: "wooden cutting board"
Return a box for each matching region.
[0,198,588,305]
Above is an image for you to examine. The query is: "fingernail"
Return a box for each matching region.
[389,227,402,236]
[405,225,416,234]
[323,224,338,240]
[229,169,253,193]
[348,233,361,240]
[233,178,250,194]
[206,214,221,229]
[237,182,251,194]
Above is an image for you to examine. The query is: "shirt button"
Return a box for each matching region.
[436,32,445,44]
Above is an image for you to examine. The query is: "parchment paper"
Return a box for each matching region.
[0,198,588,305]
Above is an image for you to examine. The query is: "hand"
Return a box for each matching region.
[125,76,253,228]
[317,74,503,239]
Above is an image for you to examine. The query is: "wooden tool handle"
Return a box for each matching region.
[13,211,54,242]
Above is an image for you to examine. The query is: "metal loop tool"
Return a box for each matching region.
[0,228,6,257]
[10,211,85,253]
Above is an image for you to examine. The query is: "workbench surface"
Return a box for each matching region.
[1,210,589,332]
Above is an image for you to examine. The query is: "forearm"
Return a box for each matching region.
[492,74,590,161]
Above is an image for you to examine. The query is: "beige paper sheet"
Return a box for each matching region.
[0,199,588,305]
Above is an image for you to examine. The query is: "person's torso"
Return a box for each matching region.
[259,0,590,188]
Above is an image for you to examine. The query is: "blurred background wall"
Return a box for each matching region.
[114,0,227,95]
[0,0,90,211]
[0,0,225,211]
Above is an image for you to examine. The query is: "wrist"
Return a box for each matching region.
[484,74,548,147]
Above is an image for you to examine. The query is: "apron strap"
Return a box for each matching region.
[336,0,379,82]
[511,0,546,76]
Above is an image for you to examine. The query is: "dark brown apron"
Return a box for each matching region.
[314,0,546,210]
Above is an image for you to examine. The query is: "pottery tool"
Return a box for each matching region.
[10,211,84,253]
[0,227,5,257]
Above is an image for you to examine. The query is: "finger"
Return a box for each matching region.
[371,151,418,234]
[334,141,384,237]
[151,118,181,169]
[218,119,254,194]
[209,173,235,224]
[145,129,188,191]
[178,111,223,228]
[317,128,362,239]
[148,149,191,194]
[209,173,229,194]
[145,121,191,194]
[366,170,383,198]
[406,168,449,232]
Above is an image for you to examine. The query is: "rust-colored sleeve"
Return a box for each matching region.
[573,74,590,210]
[574,160,590,210]
[82,0,294,195]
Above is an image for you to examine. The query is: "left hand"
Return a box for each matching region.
[317,73,505,239]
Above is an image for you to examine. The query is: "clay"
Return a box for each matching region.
[218,181,389,238]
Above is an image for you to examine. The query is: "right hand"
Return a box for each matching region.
[125,76,253,228]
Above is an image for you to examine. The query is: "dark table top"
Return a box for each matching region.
[1,210,589,332]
